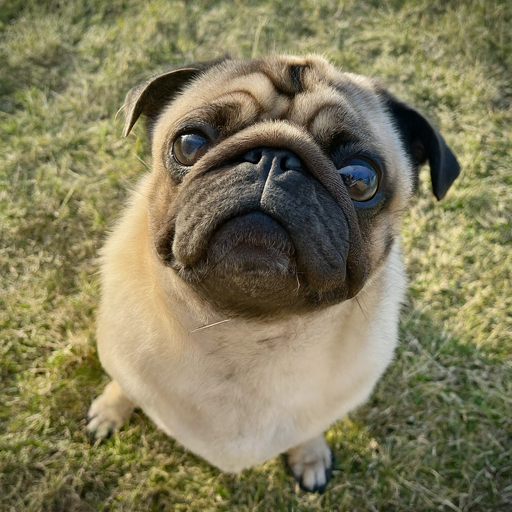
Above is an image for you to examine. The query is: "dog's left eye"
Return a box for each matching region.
[172,132,211,166]
[338,158,379,202]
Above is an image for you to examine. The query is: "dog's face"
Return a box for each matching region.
[123,55,459,318]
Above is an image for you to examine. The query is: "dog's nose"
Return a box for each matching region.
[243,147,304,172]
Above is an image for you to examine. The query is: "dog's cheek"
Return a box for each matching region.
[163,155,192,185]
[147,170,182,262]
[359,213,398,275]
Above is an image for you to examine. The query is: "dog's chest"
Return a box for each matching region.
[130,302,387,472]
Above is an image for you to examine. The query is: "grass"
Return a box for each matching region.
[1,0,511,510]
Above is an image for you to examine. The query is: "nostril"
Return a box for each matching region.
[282,154,303,172]
[243,147,304,172]
[244,149,262,164]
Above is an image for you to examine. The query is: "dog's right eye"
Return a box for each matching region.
[172,132,211,166]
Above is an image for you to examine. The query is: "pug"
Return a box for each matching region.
[86,55,460,492]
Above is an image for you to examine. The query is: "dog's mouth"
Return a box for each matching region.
[174,212,299,310]
[205,212,295,273]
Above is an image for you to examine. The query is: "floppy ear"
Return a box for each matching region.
[380,91,460,200]
[122,58,229,137]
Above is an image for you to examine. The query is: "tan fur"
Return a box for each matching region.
[94,170,405,472]
[86,54,457,492]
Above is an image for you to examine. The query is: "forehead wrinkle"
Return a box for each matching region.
[213,72,286,112]
[192,72,292,124]
[306,103,355,132]
[288,85,344,126]
[159,70,284,128]
[309,107,373,153]
[259,55,336,96]
[203,90,262,121]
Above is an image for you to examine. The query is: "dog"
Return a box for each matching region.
[86,55,460,492]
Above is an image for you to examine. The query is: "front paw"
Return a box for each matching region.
[86,381,135,440]
[287,435,334,493]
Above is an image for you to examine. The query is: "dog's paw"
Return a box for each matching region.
[86,381,135,440]
[287,435,334,493]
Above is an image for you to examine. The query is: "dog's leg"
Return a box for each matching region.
[286,435,334,493]
[86,380,135,440]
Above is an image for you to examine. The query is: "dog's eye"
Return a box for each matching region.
[172,132,211,166]
[338,158,379,202]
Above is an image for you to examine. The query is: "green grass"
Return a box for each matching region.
[1,0,511,510]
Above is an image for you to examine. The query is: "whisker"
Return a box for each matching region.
[189,319,232,333]
[355,296,370,324]
[134,154,153,170]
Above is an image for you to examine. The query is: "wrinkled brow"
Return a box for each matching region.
[173,95,260,137]
[307,104,374,152]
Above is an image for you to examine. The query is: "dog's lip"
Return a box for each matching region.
[205,212,295,262]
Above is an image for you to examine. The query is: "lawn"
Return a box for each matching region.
[1,0,511,510]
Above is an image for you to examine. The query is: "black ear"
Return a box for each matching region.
[122,57,229,137]
[380,91,460,200]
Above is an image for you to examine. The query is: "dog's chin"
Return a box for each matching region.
[205,212,295,272]
[175,212,308,318]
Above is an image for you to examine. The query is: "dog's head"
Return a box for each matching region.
[123,55,459,319]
